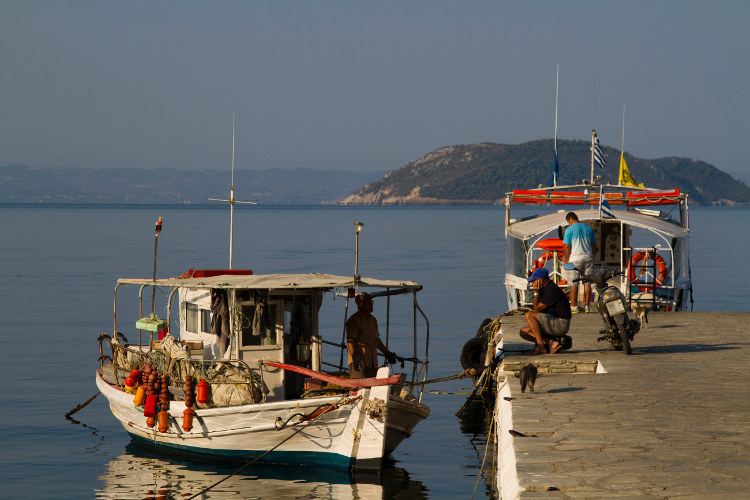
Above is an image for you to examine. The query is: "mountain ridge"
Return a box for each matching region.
[2,140,748,205]
[0,165,384,205]
[341,140,750,206]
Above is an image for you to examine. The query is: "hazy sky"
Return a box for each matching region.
[2,1,748,179]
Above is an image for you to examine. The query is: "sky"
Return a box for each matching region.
[1,1,749,180]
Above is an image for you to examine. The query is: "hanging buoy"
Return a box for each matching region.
[146,416,156,428]
[124,385,136,394]
[133,386,146,406]
[196,379,209,405]
[144,393,157,418]
[158,409,169,433]
[182,407,195,432]
[128,369,142,384]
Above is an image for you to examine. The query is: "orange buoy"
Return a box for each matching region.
[133,386,146,406]
[144,393,157,417]
[196,379,209,405]
[146,416,156,428]
[157,409,169,433]
[182,407,195,431]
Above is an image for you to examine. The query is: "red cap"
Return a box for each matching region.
[355,292,372,305]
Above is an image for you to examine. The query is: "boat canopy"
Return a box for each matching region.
[507,208,688,241]
[117,273,422,293]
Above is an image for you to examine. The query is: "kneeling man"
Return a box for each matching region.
[520,268,572,355]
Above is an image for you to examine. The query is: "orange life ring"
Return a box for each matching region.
[532,251,568,286]
[534,251,564,269]
[628,251,668,288]
[534,250,565,269]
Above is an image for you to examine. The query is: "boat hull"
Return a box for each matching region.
[96,367,425,470]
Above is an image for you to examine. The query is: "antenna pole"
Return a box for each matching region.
[208,111,258,267]
[229,110,235,269]
[590,130,595,184]
[621,105,626,153]
[553,64,559,187]
[593,74,597,130]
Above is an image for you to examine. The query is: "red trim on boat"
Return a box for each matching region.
[264,361,405,388]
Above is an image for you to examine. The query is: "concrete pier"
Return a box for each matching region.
[496,311,750,498]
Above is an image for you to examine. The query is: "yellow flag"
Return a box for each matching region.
[619,152,644,188]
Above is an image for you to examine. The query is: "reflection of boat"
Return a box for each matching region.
[504,132,692,312]
[97,269,430,470]
[95,443,428,499]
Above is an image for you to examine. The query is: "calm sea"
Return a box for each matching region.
[0,204,747,499]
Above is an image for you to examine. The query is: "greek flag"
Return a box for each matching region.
[601,198,616,219]
[593,132,606,168]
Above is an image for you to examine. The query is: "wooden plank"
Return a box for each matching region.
[264,361,404,388]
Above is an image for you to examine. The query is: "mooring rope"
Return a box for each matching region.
[407,368,479,387]
[470,402,497,500]
[65,392,100,419]
[186,393,354,500]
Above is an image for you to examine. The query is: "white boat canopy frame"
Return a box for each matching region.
[117,273,422,292]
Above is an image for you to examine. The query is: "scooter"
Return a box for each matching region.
[563,262,640,355]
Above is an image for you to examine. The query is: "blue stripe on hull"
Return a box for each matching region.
[128,433,356,470]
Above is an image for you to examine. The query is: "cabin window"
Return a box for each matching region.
[185,303,211,333]
[239,303,279,347]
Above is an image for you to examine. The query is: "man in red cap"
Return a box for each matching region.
[346,292,398,378]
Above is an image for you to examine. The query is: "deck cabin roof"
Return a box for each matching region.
[507,208,689,241]
[117,273,422,292]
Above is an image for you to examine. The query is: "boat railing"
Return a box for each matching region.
[506,187,685,206]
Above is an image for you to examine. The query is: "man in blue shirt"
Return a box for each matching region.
[563,212,598,312]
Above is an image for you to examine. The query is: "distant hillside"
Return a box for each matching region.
[341,140,750,206]
[0,165,384,205]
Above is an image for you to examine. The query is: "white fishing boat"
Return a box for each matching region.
[96,270,430,470]
[96,114,429,470]
[503,129,693,313]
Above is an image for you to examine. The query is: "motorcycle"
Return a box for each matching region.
[563,262,640,355]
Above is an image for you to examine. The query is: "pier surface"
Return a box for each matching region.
[498,311,750,498]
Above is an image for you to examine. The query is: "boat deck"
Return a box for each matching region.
[497,311,750,498]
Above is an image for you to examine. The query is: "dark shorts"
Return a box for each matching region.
[538,313,570,337]
[349,363,377,379]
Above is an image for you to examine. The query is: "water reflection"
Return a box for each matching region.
[456,392,498,500]
[96,443,427,499]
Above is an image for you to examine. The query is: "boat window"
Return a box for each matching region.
[507,236,527,277]
[185,303,211,334]
[239,303,279,347]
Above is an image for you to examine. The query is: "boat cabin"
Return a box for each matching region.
[504,187,692,312]
[114,272,429,403]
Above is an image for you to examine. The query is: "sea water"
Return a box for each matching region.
[0,204,746,499]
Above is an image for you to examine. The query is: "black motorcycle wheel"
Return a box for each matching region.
[614,319,632,355]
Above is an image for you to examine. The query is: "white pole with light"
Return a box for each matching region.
[354,221,364,285]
